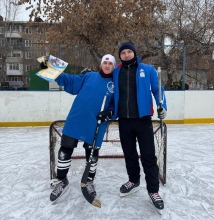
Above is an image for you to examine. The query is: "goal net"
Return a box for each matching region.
[49,120,167,185]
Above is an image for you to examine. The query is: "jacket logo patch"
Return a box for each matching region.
[140,69,145,77]
[107,81,114,93]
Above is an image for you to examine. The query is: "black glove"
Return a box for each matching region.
[157,106,167,119]
[81,68,92,74]
[97,110,113,122]
[40,61,48,69]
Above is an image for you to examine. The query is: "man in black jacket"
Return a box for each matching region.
[112,42,167,214]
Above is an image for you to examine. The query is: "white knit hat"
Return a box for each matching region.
[101,54,116,67]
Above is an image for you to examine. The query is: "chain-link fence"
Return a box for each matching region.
[0,42,214,90]
[135,44,214,90]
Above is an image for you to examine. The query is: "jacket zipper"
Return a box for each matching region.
[127,65,130,118]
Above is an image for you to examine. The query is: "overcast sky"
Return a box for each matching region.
[0,1,36,22]
[16,4,31,21]
[17,3,46,22]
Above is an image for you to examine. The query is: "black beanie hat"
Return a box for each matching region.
[118,42,136,60]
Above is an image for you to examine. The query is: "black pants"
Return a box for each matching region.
[57,134,99,180]
[118,118,159,193]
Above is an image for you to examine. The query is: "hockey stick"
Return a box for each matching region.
[81,95,107,208]
[157,67,164,165]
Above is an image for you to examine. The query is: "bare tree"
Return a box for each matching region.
[158,0,214,89]
[0,0,22,21]
[16,0,214,89]
[17,0,166,69]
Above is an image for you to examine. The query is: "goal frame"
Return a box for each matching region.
[49,119,167,185]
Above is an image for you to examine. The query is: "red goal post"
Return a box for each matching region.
[49,119,167,185]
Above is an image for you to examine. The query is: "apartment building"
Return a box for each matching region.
[0,16,51,88]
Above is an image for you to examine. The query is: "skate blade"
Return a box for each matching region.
[156,209,163,215]
[152,206,163,215]
[51,185,69,204]
[149,197,163,215]
[120,186,140,197]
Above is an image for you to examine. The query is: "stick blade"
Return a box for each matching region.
[81,184,101,208]
[92,198,101,208]
[81,161,102,208]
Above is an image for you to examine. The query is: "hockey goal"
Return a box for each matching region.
[49,120,167,185]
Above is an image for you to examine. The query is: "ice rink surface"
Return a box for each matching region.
[0,124,214,220]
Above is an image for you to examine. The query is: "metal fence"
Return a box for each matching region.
[134,44,214,90]
[0,42,214,90]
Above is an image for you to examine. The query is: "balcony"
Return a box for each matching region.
[5,32,22,38]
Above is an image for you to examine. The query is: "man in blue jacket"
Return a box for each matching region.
[41,54,116,203]
[112,42,167,213]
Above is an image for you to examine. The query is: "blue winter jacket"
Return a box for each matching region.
[55,72,114,147]
[112,57,167,119]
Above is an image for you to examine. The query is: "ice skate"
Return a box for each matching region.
[120,181,140,197]
[50,177,69,203]
[148,192,164,215]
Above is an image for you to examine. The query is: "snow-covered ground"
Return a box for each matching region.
[0,124,214,220]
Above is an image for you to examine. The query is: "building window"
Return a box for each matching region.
[37,51,47,57]
[36,27,46,34]
[11,25,21,32]
[0,65,5,71]
[9,63,19,70]
[26,65,32,71]
[25,27,32,34]
[9,39,22,46]
[7,51,22,58]
[25,40,33,47]
[25,77,29,84]
[25,52,32,59]
[10,76,21,81]
[13,51,22,57]
[0,52,2,59]
[0,26,4,33]
[6,25,21,32]
[37,40,44,47]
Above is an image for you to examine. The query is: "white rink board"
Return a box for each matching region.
[0,91,213,122]
[0,91,74,122]
[184,91,214,118]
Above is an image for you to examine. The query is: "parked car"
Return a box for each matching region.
[0,81,28,90]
